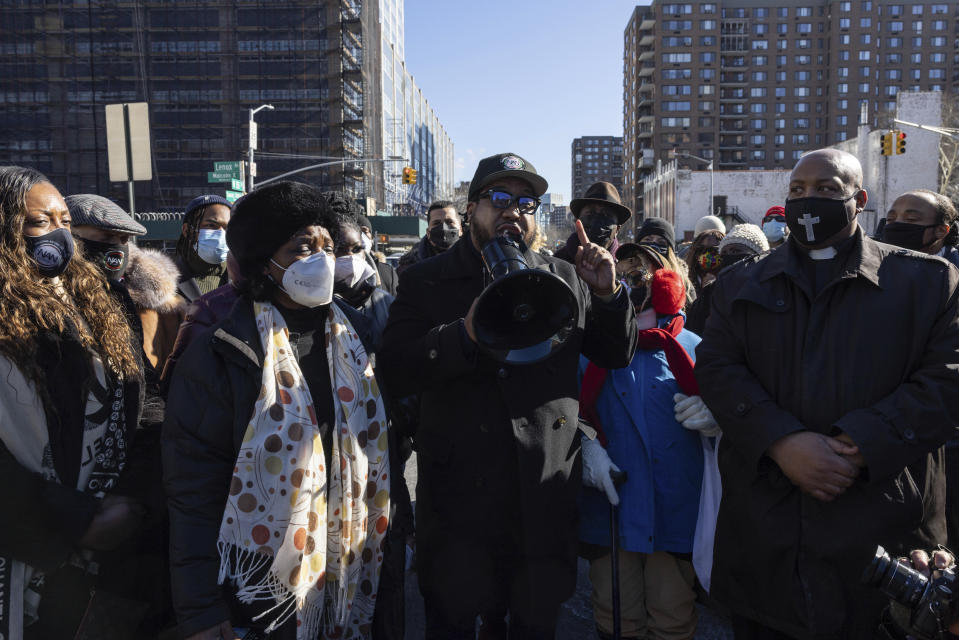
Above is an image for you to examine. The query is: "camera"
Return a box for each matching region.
[862,545,959,640]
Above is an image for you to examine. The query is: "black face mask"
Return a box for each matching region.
[881,222,939,252]
[80,237,129,280]
[428,224,459,251]
[582,213,617,248]
[25,227,75,278]
[628,284,648,310]
[784,193,858,247]
[720,252,753,269]
[334,273,376,307]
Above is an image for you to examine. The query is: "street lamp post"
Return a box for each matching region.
[247,104,274,192]
[669,150,714,218]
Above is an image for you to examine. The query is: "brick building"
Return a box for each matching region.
[571,136,624,199]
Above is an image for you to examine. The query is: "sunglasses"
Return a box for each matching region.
[479,189,540,215]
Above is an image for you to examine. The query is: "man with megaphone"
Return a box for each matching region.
[380,152,638,639]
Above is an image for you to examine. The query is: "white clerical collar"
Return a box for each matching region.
[808,246,838,261]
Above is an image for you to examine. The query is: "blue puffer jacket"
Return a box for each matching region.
[579,319,704,554]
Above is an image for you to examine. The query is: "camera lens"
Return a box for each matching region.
[862,546,928,608]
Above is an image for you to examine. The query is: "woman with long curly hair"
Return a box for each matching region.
[0,166,149,639]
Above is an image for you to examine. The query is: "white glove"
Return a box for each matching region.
[674,393,721,437]
[581,436,621,506]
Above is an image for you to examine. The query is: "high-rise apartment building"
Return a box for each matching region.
[571,136,624,199]
[624,0,959,226]
[0,0,452,212]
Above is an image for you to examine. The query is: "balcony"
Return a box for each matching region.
[640,18,656,30]
[639,66,654,77]
[640,34,655,46]
[639,114,655,124]
[639,50,654,61]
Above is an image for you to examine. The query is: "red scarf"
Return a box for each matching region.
[579,315,698,446]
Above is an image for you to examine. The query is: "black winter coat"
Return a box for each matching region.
[378,233,637,611]
[696,230,959,639]
[162,296,376,638]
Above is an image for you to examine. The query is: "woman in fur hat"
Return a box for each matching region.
[163,181,390,640]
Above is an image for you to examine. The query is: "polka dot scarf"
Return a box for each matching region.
[217,301,390,639]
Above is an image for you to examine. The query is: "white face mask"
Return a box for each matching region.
[196,228,228,265]
[334,253,375,288]
[360,233,373,253]
[271,252,335,308]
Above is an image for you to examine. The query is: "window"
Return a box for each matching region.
[797,7,812,17]
[858,82,870,92]
[661,117,691,127]
[663,85,692,95]
[860,17,872,27]
[794,119,810,129]
[752,55,768,65]
[754,23,768,35]
[887,53,902,63]
[837,99,848,109]
[889,37,903,47]
[777,7,788,17]
[858,50,871,60]
[839,17,851,28]
[793,134,810,144]
[933,20,947,30]
[890,4,904,16]
[795,71,811,82]
[663,53,692,63]
[778,23,788,34]
[662,69,692,79]
[792,150,805,160]
[663,20,692,29]
[752,71,767,81]
[890,21,904,31]
[774,150,785,161]
[699,117,714,127]
[797,39,812,48]
[860,65,871,77]
[701,52,716,63]
[796,103,810,112]
[860,34,871,44]
[701,3,716,12]
[750,103,768,113]
[838,83,849,94]
[839,34,851,44]
[752,40,769,50]
[663,36,693,46]
[662,3,693,13]
[861,1,872,9]
[838,67,849,77]
[932,4,948,13]
[912,52,922,63]
[837,115,848,126]
[795,55,812,64]
[912,36,923,47]
[797,23,812,33]
[750,87,767,98]
[839,50,850,60]
[912,4,923,14]
[751,118,766,128]
[930,68,946,79]
[700,68,716,79]
[750,134,766,144]
[774,118,786,128]
[795,87,811,97]
[774,134,785,144]
[699,101,714,111]
[840,1,851,10]
[931,53,946,62]
[700,35,716,45]
[912,20,923,32]
[776,102,787,113]
[776,55,787,66]
[932,37,946,46]
[701,19,717,29]
[699,84,715,95]
[886,69,902,80]
[751,150,766,161]
[886,85,899,96]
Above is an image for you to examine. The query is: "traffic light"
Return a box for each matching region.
[409,169,417,184]
[880,132,893,156]
[895,130,907,155]
[402,167,417,184]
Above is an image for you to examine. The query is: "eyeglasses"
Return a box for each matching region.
[479,189,540,215]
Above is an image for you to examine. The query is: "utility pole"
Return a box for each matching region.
[247,104,274,192]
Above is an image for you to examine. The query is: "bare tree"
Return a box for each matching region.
[939,96,959,204]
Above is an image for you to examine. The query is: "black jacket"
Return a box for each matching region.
[378,233,637,610]
[696,230,959,639]
[162,296,375,638]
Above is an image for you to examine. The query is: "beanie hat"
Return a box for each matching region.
[694,215,726,237]
[650,269,686,316]
[64,194,147,236]
[719,223,769,255]
[184,194,232,221]
[762,205,786,222]
[636,217,675,248]
[226,181,331,278]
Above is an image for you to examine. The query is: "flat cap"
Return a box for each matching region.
[64,194,147,236]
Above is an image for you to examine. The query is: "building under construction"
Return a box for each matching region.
[0,0,454,213]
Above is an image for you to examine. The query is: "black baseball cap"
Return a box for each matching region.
[468,153,548,202]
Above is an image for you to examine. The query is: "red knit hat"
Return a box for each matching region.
[763,205,785,221]
[650,269,685,316]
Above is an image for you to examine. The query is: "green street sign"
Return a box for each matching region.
[214,161,243,172]
[208,170,238,183]
[231,178,245,191]
[225,190,244,203]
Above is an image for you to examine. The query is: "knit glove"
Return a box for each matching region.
[674,393,721,437]
[581,436,621,506]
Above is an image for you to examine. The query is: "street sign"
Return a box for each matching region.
[214,161,243,173]
[105,102,152,182]
[208,171,237,183]
[231,178,245,191]
[225,190,244,203]
[249,121,258,151]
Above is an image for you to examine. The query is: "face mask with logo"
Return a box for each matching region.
[881,222,940,252]
[428,224,459,251]
[81,238,129,280]
[25,228,75,278]
[783,193,858,247]
[195,228,228,265]
[271,252,335,308]
[762,219,787,243]
[333,253,375,288]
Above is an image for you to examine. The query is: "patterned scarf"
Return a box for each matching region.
[217,301,390,639]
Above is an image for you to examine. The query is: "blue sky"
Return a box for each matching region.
[404,0,645,202]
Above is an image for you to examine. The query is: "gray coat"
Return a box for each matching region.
[696,229,959,639]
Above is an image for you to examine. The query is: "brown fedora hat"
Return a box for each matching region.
[569,181,632,225]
